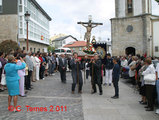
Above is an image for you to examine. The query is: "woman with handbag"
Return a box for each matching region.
[142,58,156,111]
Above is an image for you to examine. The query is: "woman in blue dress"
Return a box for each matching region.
[4,55,26,112]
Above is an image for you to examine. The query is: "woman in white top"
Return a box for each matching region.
[142,58,156,111]
[34,54,41,81]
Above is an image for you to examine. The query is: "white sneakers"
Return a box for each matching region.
[156,109,159,114]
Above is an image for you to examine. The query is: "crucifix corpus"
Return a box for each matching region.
[77,15,103,48]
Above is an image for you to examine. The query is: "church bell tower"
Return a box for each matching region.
[111,0,153,56]
[115,0,152,18]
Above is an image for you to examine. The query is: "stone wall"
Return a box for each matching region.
[111,14,151,56]
[19,39,49,53]
[0,15,18,42]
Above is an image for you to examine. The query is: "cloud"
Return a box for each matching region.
[36,0,115,41]
[37,0,159,41]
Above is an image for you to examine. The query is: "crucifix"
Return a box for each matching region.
[77,15,103,48]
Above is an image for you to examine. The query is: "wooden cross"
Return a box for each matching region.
[77,18,103,48]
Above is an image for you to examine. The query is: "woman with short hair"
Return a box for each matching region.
[142,58,156,111]
[4,55,26,112]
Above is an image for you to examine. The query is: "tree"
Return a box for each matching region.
[155,0,159,4]
[48,46,55,53]
[0,40,21,54]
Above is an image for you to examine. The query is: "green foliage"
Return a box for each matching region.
[0,40,20,54]
[48,46,55,53]
[155,0,159,3]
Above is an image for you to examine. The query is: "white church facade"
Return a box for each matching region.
[111,0,159,57]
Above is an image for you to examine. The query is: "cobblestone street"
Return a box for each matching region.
[0,72,159,120]
[0,72,83,120]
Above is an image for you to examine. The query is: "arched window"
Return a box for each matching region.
[127,0,133,13]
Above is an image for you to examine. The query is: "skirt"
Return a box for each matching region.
[1,74,6,85]
[6,80,19,96]
[45,63,49,69]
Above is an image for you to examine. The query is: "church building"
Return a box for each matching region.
[111,0,159,57]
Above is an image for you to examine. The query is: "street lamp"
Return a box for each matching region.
[24,11,30,51]
[107,38,111,54]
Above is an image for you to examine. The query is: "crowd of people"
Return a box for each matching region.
[69,53,159,114]
[0,50,159,114]
[119,55,159,113]
[0,50,63,112]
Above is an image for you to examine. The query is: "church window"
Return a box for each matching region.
[127,0,133,13]
[155,46,159,52]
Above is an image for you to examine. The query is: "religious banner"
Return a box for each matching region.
[93,42,107,64]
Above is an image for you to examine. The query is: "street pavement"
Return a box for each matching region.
[0,72,159,120]
[0,72,83,120]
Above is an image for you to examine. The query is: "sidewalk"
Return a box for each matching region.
[82,79,159,120]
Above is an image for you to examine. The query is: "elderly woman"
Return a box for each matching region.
[129,56,137,85]
[142,58,156,111]
[4,55,26,112]
[16,54,26,97]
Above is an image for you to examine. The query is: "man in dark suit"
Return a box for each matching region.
[89,54,103,95]
[70,52,83,94]
[59,54,67,83]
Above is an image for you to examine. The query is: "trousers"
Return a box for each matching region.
[19,76,25,96]
[156,80,159,108]
[113,77,119,97]
[36,65,40,80]
[105,69,113,84]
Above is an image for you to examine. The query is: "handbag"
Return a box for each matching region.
[144,74,156,82]
[1,69,6,85]
[130,64,136,71]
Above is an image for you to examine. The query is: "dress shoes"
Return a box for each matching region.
[91,91,97,94]
[146,108,154,111]
[78,91,82,94]
[21,95,27,97]
[144,106,149,108]
[111,96,119,99]
[0,89,4,92]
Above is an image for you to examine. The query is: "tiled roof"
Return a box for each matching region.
[53,35,78,42]
[64,41,87,48]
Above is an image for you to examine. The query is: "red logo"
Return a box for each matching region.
[41,35,44,40]
[8,105,22,112]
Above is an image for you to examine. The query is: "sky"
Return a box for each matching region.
[36,0,159,41]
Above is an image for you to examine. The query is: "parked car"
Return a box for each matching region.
[54,47,72,55]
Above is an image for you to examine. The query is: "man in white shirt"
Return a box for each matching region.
[121,57,128,67]
[31,53,36,82]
